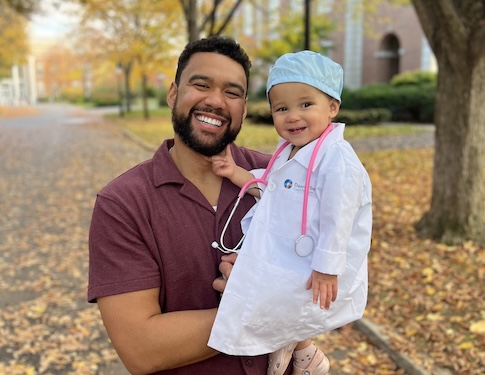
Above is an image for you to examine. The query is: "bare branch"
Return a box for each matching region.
[213,0,244,35]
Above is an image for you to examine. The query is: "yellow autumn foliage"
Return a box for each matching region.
[0,4,29,77]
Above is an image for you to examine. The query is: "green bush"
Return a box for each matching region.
[341,82,435,123]
[250,85,268,101]
[145,86,158,98]
[158,88,169,107]
[246,100,392,126]
[90,87,119,107]
[390,70,437,87]
[336,108,392,125]
[246,101,272,124]
[60,87,85,104]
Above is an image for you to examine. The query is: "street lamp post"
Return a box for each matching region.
[115,64,124,117]
[304,0,311,50]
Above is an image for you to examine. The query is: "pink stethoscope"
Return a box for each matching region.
[211,124,334,257]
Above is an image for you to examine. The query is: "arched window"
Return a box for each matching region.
[375,33,401,83]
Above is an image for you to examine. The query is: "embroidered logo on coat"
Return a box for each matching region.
[283,179,293,189]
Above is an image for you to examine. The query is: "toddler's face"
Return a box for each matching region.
[269,82,340,148]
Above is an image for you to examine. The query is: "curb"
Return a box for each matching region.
[353,319,431,375]
[353,319,453,375]
[119,127,158,153]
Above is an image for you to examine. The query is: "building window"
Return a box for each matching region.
[375,33,401,82]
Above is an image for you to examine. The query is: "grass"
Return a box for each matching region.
[107,106,432,151]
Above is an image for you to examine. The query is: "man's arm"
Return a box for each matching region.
[97,288,218,375]
[99,254,238,375]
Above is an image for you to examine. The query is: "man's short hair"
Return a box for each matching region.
[175,36,252,96]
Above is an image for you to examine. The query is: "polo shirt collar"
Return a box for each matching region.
[152,139,185,187]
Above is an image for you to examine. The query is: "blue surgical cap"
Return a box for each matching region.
[266,50,344,103]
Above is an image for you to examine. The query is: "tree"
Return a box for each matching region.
[255,9,334,64]
[0,3,29,77]
[409,0,485,244]
[36,43,85,101]
[129,0,181,119]
[178,0,245,42]
[77,0,182,117]
[0,0,39,15]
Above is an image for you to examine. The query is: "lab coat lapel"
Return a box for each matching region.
[291,123,345,172]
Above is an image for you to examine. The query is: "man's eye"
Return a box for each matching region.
[226,91,243,98]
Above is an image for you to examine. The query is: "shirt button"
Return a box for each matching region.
[245,359,252,367]
[268,182,276,191]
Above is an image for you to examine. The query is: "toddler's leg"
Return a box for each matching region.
[267,342,298,375]
[292,340,330,375]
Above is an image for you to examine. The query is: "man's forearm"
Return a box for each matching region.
[129,308,219,373]
[98,291,219,375]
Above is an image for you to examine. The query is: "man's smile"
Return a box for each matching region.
[196,114,223,127]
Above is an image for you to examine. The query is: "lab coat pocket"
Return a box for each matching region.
[241,260,308,329]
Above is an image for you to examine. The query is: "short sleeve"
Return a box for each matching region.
[88,194,161,302]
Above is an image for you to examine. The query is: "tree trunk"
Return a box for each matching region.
[412,0,485,244]
[141,72,149,120]
[123,61,133,113]
[180,0,245,42]
[185,0,198,42]
[416,50,485,243]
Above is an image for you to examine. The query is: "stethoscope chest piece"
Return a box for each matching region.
[295,234,314,257]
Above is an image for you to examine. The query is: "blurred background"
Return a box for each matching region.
[1,0,435,121]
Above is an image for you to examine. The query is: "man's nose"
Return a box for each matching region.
[204,89,226,109]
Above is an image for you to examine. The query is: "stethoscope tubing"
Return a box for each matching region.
[301,124,333,235]
[213,124,334,254]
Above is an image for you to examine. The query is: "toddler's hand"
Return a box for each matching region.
[306,271,338,310]
[211,145,236,179]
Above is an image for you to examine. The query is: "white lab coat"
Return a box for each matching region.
[208,123,372,356]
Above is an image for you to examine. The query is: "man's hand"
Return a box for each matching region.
[212,253,237,293]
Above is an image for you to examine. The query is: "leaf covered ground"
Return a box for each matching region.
[317,148,485,375]
[0,107,483,374]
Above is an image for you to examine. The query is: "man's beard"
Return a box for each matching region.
[172,106,240,157]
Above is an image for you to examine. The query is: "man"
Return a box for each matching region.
[88,36,284,374]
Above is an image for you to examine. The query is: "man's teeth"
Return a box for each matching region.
[197,115,222,127]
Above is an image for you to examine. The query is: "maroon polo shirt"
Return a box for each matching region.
[88,139,290,374]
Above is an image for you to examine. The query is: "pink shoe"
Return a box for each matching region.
[267,342,298,375]
[292,348,330,375]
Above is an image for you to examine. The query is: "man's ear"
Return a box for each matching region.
[242,98,248,120]
[166,82,177,109]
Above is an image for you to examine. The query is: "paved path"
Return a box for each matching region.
[349,130,434,154]
[0,104,145,374]
[0,104,435,374]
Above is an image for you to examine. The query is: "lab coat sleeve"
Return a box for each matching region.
[250,167,265,180]
[311,165,364,275]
